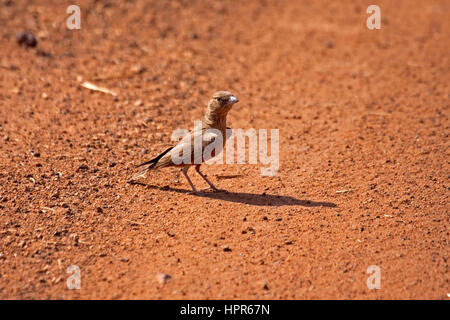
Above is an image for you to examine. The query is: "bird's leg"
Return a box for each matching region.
[181,166,197,193]
[195,165,219,192]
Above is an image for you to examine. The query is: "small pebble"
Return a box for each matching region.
[156,273,171,284]
[77,164,89,172]
[16,32,37,47]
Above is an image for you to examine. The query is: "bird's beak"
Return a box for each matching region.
[227,95,239,105]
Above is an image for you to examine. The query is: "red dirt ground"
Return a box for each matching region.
[0,0,448,299]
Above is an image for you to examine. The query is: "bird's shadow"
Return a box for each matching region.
[129,182,337,207]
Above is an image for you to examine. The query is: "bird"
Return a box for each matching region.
[131,91,239,193]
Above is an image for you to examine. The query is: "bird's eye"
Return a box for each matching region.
[217,97,222,101]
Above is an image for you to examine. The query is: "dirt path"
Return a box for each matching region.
[0,0,448,299]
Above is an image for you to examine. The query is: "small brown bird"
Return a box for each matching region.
[132,91,239,192]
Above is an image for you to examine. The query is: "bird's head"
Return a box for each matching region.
[207,91,239,115]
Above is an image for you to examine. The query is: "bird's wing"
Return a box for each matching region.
[154,127,223,167]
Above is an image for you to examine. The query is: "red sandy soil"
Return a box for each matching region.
[0,0,448,299]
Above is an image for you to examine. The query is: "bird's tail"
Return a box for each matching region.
[130,146,174,181]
